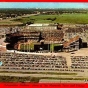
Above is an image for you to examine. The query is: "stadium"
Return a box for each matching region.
[0,23,88,83]
[5,23,85,53]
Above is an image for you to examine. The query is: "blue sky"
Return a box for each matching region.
[0,2,88,8]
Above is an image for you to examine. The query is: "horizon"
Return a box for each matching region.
[0,3,88,9]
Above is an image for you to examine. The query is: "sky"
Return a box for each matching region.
[0,2,88,8]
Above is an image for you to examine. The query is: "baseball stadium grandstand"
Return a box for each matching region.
[4,23,84,53]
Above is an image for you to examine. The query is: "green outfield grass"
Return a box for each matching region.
[20,43,34,51]
[50,44,61,52]
[20,43,61,51]
[12,13,88,24]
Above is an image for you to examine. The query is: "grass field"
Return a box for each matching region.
[20,43,34,51]
[0,71,78,82]
[0,76,87,83]
[50,44,62,52]
[12,13,88,24]
[0,71,77,75]
[20,43,61,51]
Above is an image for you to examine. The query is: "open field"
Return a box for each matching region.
[1,13,88,25]
[0,14,38,25]
[12,13,88,24]
[0,74,87,83]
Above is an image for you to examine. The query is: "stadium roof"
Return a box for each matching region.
[29,24,49,26]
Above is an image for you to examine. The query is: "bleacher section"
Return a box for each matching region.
[42,30,64,42]
[65,27,83,33]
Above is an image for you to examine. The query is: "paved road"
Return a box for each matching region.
[0,72,85,78]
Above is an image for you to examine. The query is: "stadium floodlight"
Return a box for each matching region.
[52,33,54,53]
[48,32,50,51]
[24,33,25,52]
[29,42,30,53]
